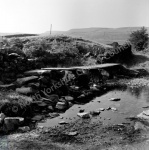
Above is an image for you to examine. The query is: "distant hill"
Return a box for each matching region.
[0,33,38,38]
[41,27,149,44]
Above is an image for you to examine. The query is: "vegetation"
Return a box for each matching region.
[129,27,149,51]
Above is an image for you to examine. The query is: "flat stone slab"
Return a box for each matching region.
[24,70,51,76]
[16,76,39,86]
[42,63,120,71]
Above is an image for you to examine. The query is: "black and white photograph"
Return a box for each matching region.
[0,0,149,149]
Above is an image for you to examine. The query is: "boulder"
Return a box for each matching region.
[56,101,68,110]
[4,117,24,131]
[16,87,34,95]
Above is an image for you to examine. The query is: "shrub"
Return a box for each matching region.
[129,27,149,51]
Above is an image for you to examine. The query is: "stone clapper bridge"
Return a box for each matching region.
[24,63,139,93]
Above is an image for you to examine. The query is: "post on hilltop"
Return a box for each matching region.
[50,24,52,35]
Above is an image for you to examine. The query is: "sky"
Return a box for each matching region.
[0,0,149,33]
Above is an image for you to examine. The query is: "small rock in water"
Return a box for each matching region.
[143,110,149,116]
[56,101,68,110]
[142,106,149,108]
[77,112,90,119]
[106,107,111,110]
[59,121,68,125]
[111,107,117,111]
[79,109,85,113]
[32,115,44,121]
[99,108,105,111]
[109,98,121,101]
[137,112,149,120]
[90,110,100,116]
[47,113,59,118]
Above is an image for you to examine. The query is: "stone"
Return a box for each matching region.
[106,107,111,110]
[99,108,105,111]
[143,110,149,116]
[47,113,59,118]
[66,131,78,136]
[77,112,90,119]
[16,87,34,95]
[18,126,30,132]
[32,115,44,121]
[42,94,59,104]
[137,112,149,120]
[142,106,149,108]
[134,122,148,131]
[68,102,73,107]
[37,102,47,107]
[111,107,117,111]
[56,101,68,110]
[64,96,74,102]
[109,98,121,101]
[4,117,24,131]
[79,109,85,113]
[0,113,6,124]
[90,110,100,116]
[137,110,149,120]
[15,76,39,86]
[59,121,68,125]
[47,106,54,112]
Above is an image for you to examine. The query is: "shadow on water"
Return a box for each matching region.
[122,54,149,68]
[38,84,149,128]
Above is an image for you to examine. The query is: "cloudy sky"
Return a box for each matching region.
[0,0,148,33]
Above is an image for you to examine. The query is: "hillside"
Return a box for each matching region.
[41,27,149,45]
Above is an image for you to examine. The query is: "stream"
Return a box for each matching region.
[38,84,149,127]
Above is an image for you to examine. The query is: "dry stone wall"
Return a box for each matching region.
[0,43,132,84]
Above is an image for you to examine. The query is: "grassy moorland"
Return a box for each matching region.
[41,27,149,45]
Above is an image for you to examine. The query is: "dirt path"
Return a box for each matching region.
[1,116,149,150]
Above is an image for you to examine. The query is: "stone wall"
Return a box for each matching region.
[0,43,132,84]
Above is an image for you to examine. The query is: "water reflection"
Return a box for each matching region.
[38,84,149,127]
